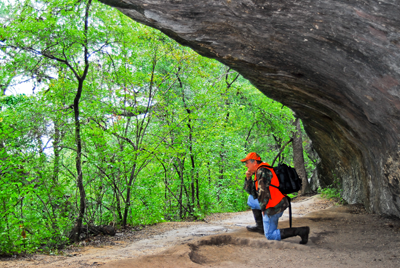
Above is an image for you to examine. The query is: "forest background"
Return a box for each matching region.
[0,0,318,255]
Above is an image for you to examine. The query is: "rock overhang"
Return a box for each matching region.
[100,0,400,217]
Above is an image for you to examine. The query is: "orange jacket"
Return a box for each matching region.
[254,163,286,209]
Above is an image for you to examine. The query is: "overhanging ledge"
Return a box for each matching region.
[100,0,400,217]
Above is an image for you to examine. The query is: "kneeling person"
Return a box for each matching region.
[241,152,310,244]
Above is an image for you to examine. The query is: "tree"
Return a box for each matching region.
[292,116,311,194]
[2,0,116,242]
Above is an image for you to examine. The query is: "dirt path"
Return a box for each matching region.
[2,195,400,268]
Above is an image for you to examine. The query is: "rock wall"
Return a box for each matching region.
[100,0,400,217]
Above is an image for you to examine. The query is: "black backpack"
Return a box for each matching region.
[268,163,302,195]
[265,163,302,228]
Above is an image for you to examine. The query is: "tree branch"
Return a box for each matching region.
[271,138,293,166]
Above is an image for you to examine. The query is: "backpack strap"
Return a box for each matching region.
[287,196,292,228]
[262,165,279,189]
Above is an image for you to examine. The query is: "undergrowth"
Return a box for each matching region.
[317,186,347,204]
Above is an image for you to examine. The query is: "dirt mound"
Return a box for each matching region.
[100,231,308,268]
[102,205,400,268]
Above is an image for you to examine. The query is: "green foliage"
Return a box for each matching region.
[0,95,27,107]
[0,0,318,255]
[317,186,346,204]
[287,192,298,199]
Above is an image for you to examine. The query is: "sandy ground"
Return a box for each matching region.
[2,195,400,268]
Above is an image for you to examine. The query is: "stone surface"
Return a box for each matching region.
[100,0,400,217]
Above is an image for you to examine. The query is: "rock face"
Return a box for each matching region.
[100,0,400,217]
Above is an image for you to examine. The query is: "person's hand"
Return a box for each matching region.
[245,170,253,180]
[262,211,265,216]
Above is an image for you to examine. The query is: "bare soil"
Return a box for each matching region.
[2,195,400,268]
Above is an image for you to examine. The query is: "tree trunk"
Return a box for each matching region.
[187,110,196,209]
[73,79,86,243]
[178,169,183,219]
[113,186,123,222]
[122,162,137,226]
[71,0,92,243]
[292,117,311,195]
[53,120,61,182]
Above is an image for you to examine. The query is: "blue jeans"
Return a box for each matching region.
[247,195,282,241]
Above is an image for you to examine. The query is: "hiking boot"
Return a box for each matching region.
[246,209,264,234]
[280,227,310,244]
